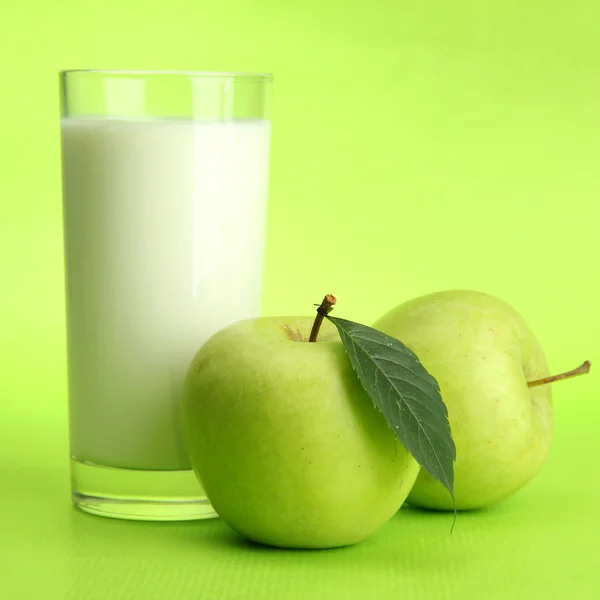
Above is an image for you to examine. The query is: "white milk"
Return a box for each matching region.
[61,117,271,471]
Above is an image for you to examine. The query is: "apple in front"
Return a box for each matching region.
[374,290,553,510]
[182,316,419,548]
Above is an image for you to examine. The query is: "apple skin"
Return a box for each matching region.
[373,290,553,510]
[182,316,419,549]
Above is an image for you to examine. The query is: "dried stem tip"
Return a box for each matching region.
[309,295,337,342]
[528,360,591,388]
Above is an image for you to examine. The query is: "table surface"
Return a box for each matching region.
[2,393,598,600]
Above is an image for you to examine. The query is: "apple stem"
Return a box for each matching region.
[527,360,591,388]
[309,294,337,342]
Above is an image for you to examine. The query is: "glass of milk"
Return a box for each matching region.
[59,70,272,520]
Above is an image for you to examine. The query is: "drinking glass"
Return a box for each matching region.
[60,70,272,520]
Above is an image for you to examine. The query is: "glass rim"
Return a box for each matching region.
[60,69,273,80]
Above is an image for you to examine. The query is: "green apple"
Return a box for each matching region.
[182,316,419,548]
[373,290,553,510]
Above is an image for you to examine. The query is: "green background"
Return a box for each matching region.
[1,1,598,598]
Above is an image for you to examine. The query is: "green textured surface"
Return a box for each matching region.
[1,409,598,599]
[1,0,599,597]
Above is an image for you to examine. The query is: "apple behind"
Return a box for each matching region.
[374,289,553,511]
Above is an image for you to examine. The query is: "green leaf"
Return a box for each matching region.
[327,315,456,508]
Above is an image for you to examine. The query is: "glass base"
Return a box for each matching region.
[71,459,217,521]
